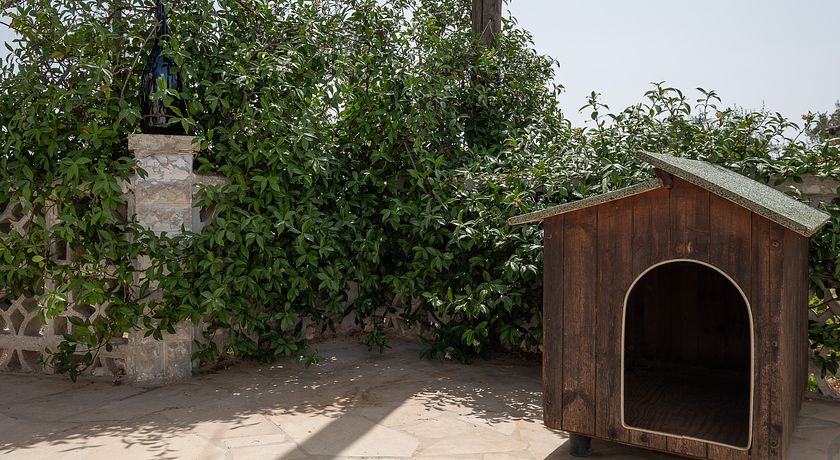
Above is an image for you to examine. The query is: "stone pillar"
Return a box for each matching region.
[129,134,197,233]
[126,134,198,385]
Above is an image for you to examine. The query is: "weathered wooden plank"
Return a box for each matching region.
[779,230,794,459]
[595,200,633,443]
[669,179,711,371]
[631,187,671,274]
[628,187,670,451]
[669,177,710,261]
[709,194,752,296]
[778,229,809,458]
[707,444,751,460]
[471,0,502,48]
[667,437,708,458]
[560,207,598,435]
[798,235,809,415]
[751,215,785,459]
[767,221,786,460]
[542,215,564,429]
[795,234,809,423]
[750,215,769,460]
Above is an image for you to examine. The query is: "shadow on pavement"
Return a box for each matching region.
[2,337,836,459]
[0,337,562,459]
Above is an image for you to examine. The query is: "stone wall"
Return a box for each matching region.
[776,175,839,208]
[0,134,218,385]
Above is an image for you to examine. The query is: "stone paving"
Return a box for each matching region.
[1,337,838,459]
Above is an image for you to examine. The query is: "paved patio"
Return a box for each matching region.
[0,337,838,459]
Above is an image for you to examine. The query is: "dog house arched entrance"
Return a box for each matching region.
[621,259,754,450]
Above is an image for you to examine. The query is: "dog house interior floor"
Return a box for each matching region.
[624,365,750,448]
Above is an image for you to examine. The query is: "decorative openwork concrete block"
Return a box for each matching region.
[509,151,830,459]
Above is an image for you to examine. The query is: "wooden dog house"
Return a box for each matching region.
[509,152,830,459]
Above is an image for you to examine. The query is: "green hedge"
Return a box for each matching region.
[1,0,837,380]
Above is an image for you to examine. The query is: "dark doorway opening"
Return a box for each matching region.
[623,261,752,449]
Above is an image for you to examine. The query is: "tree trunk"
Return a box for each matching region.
[471,0,502,49]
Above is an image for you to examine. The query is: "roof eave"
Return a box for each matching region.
[507,178,664,226]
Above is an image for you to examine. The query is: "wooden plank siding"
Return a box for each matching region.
[707,195,755,460]
[666,178,711,459]
[748,216,772,460]
[794,234,809,454]
[595,200,633,443]
[560,206,598,435]
[757,217,786,459]
[631,187,672,273]
[546,177,810,460]
[779,229,810,458]
[627,186,671,453]
[542,215,564,429]
[708,194,753,299]
[669,177,711,261]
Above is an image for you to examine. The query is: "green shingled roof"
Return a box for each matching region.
[508,151,831,237]
[638,151,829,237]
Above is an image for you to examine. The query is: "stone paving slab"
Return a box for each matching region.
[1,337,838,459]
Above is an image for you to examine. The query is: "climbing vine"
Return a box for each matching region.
[0,0,838,384]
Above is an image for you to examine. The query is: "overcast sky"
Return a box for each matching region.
[507,1,840,126]
[1,1,838,127]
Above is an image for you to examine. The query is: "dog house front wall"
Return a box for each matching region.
[541,177,810,460]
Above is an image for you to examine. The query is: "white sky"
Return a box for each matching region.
[1,1,839,127]
[507,1,840,126]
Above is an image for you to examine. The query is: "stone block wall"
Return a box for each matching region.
[0,134,211,385]
[0,200,130,377]
[124,134,200,384]
[776,175,840,207]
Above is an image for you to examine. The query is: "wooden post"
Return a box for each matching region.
[471,0,502,48]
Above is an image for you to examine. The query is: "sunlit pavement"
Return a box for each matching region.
[0,337,837,459]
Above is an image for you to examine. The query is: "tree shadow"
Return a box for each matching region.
[0,338,557,459]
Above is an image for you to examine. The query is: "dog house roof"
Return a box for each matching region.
[508,151,831,237]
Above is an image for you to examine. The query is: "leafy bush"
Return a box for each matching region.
[1,0,838,379]
[153,0,570,363]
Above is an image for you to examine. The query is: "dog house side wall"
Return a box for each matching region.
[542,212,565,430]
[779,228,810,458]
[542,177,807,460]
[750,213,810,460]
